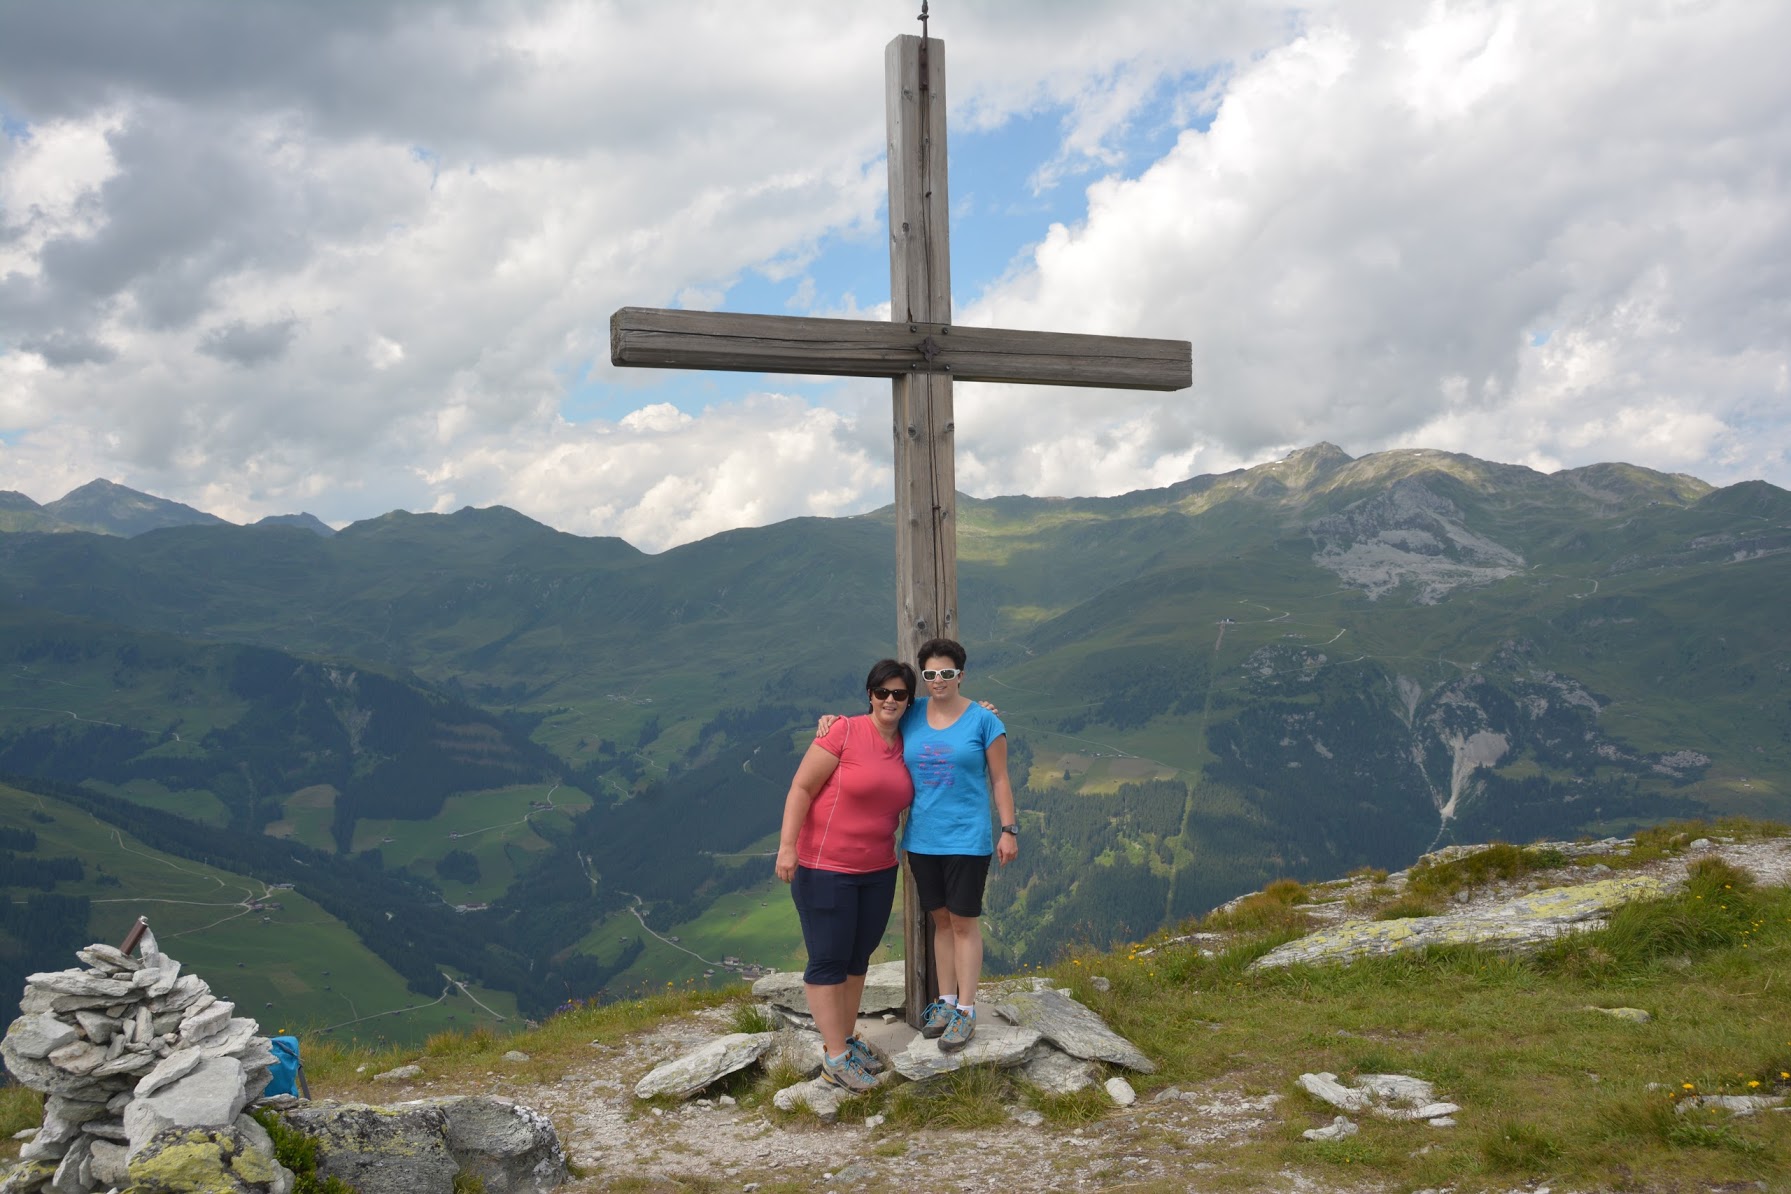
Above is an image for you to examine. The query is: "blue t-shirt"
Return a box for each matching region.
[898,698,1006,856]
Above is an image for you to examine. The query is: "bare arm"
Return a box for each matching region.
[816,698,998,737]
[987,734,1018,866]
[775,741,844,882]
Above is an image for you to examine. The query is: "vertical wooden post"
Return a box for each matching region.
[887,32,956,1028]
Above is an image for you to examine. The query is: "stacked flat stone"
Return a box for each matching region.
[1,930,279,1194]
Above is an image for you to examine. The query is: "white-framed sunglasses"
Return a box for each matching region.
[920,667,962,681]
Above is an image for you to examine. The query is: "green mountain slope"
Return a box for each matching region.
[0,779,518,1045]
[0,445,1786,1013]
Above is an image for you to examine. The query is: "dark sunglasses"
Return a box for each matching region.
[920,667,962,681]
[870,687,912,702]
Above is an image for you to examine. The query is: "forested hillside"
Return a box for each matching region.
[2,446,1786,1030]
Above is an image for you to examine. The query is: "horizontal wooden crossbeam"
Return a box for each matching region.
[610,306,1192,391]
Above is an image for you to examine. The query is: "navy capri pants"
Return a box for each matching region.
[791,864,898,985]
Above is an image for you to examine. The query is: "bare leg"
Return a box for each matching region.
[947,914,984,1005]
[841,971,867,1039]
[929,908,958,1002]
[805,982,853,1057]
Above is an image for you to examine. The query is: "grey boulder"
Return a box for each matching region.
[990,989,1156,1073]
[438,1096,569,1193]
[889,1022,1041,1081]
[751,961,905,1015]
[3,1015,78,1061]
[125,1122,293,1194]
[633,1032,775,1100]
[1015,1048,1098,1094]
[125,1056,250,1151]
[277,1102,458,1194]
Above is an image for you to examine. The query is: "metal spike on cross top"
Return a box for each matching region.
[610,9,1193,1027]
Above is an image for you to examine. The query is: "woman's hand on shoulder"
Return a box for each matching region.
[816,713,842,737]
[977,699,1000,715]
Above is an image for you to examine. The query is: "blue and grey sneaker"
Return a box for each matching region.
[919,1000,954,1039]
[938,1005,976,1053]
[846,1034,885,1074]
[820,1049,877,1093]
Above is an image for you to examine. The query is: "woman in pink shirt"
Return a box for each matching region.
[775,659,916,1093]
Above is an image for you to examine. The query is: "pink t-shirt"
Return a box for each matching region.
[797,714,914,874]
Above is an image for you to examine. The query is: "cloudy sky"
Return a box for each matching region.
[2,0,1787,550]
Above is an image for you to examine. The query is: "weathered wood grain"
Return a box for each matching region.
[610,307,1192,391]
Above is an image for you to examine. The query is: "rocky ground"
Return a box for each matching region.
[401,835,1791,1193]
[15,835,1781,1193]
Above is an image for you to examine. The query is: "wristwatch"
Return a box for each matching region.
[1001,824,1019,837]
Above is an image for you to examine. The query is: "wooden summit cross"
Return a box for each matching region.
[610,21,1191,1026]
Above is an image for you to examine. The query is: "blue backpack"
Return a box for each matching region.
[263,1035,311,1099]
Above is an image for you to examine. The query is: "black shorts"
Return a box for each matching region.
[906,851,991,919]
[791,865,898,986]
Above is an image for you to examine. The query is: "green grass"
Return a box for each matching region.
[1073,836,1791,1191]
[263,784,339,851]
[348,782,592,905]
[0,1085,43,1161]
[2,782,519,1047]
[1405,842,1568,901]
[81,778,232,827]
[255,817,1791,1191]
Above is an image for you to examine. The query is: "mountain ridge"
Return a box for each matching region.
[1,445,1785,1027]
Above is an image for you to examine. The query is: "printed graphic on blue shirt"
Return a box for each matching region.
[899,699,1006,856]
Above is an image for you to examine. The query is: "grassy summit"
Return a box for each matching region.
[14,822,1778,1191]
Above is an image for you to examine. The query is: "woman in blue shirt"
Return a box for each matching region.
[900,637,1018,1051]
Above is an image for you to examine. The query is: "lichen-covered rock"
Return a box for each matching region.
[275,1101,459,1194]
[1253,874,1667,968]
[0,1158,57,1194]
[437,1096,569,1193]
[126,1123,294,1194]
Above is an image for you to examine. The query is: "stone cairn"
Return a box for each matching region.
[1,925,288,1194]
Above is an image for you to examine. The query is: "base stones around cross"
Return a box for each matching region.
[989,989,1156,1073]
[889,1022,1042,1081]
[750,961,905,1017]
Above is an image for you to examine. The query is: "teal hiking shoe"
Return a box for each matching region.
[938,1006,976,1053]
[919,999,953,1039]
[820,1049,877,1093]
[847,1034,885,1074]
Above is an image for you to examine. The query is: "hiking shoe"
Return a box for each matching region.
[919,1000,953,1039]
[938,1006,976,1053]
[820,1050,877,1094]
[847,1034,885,1074]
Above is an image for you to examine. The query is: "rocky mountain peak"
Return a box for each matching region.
[44,479,230,537]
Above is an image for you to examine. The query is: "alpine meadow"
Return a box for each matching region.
[2,445,1787,1043]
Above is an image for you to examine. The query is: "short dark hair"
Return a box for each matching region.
[915,637,966,669]
[864,658,917,706]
